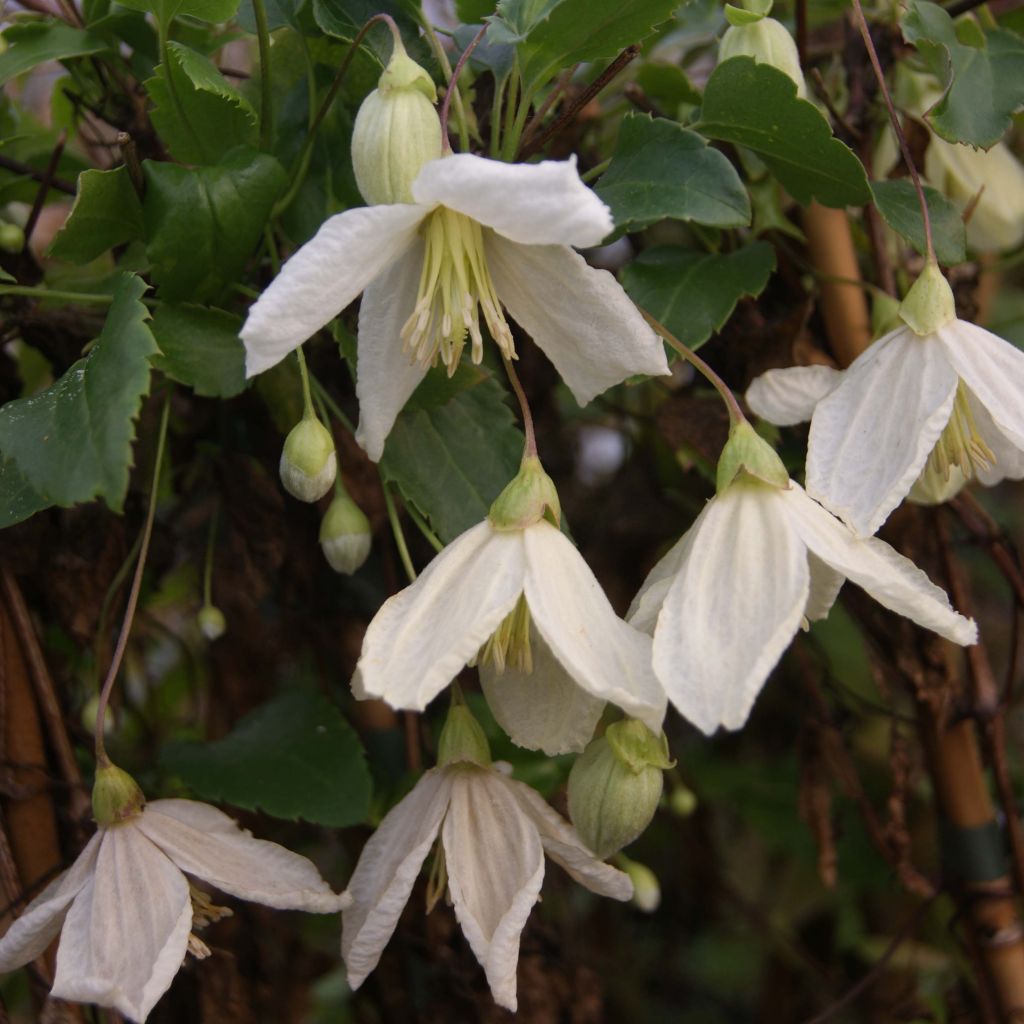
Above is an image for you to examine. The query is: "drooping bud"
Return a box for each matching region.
[618,855,661,912]
[0,221,24,253]
[279,415,337,502]
[319,491,372,574]
[898,261,956,336]
[488,456,561,531]
[351,34,443,205]
[668,780,698,818]
[716,420,790,494]
[92,760,145,827]
[197,604,227,640]
[719,6,806,99]
[438,704,491,767]
[567,719,673,859]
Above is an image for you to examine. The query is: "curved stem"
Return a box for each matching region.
[295,346,315,418]
[502,356,537,457]
[420,16,469,152]
[251,0,274,151]
[439,23,488,151]
[383,484,417,583]
[310,373,356,434]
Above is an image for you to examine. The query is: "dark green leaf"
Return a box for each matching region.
[161,690,372,827]
[0,22,108,86]
[621,242,776,351]
[114,0,241,24]
[150,305,247,398]
[457,0,496,21]
[47,166,144,264]
[596,113,750,231]
[238,0,306,31]
[697,58,871,208]
[902,0,1024,149]
[313,0,419,57]
[633,62,702,114]
[871,179,966,265]
[0,458,49,529]
[144,149,287,302]
[0,274,158,512]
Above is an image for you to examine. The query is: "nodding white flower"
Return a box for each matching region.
[342,759,632,1012]
[240,154,669,462]
[0,795,348,1023]
[629,423,977,735]
[746,265,1024,536]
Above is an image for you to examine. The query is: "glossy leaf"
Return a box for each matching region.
[871,179,966,265]
[0,22,107,86]
[150,305,247,398]
[47,166,144,264]
[0,459,49,529]
[114,0,240,25]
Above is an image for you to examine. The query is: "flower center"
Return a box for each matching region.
[187,884,232,960]
[924,381,994,483]
[479,594,533,673]
[401,207,516,375]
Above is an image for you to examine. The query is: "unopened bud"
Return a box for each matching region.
[92,760,145,827]
[197,604,226,640]
[0,221,24,253]
[898,261,956,336]
[719,15,806,98]
[279,415,336,502]
[488,456,561,531]
[320,491,372,574]
[619,855,661,912]
[668,782,698,818]
[438,704,491,767]
[716,420,789,494]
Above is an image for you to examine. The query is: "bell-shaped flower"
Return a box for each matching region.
[341,707,631,1012]
[0,765,348,1023]
[240,153,669,462]
[352,458,666,745]
[746,265,1024,536]
[628,423,977,735]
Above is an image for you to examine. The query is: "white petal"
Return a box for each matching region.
[241,204,427,377]
[137,801,347,913]
[442,768,545,1013]
[354,238,429,462]
[806,328,959,537]
[342,769,454,990]
[479,625,606,756]
[745,365,842,426]
[411,154,612,248]
[0,834,101,972]
[781,484,977,645]
[627,531,696,635]
[352,521,526,709]
[936,320,1024,454]
[505,778,633,901]
[487,236,670,406]
[969,391,1024,485]
[652,484,809,735]
[52,825,192,1023]
[522,521,666,732]
[805,552,845,622]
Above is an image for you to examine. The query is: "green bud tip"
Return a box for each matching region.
[605,719,675,773]
[379,35,437,100]
[320,492,373,575]
[280,415,337,503]
[619,856,661,913]
[898,261,957,336]
[724,0,773,27]
[716,420,790,494]
[92,761,145,827]
[488,456,561,531]
[438,705,491,767]
[197,604,227,641]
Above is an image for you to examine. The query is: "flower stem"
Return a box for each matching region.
[419,16,469,152]
[251,0,274,151]
[310,373,356,434]
[404,500,444,553]
[202,499,220,609]
[502,356,538,457]
[94,390,172,764]
[295,346,316,419]
[439,23,488,151]
[383,484,417,583]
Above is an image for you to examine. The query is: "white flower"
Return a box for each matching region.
[629,468,976,736]
[341,761,632,1012]
[240,153,669,461]
[0,799,349,1022]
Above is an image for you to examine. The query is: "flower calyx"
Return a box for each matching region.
[279,414,337,503]
[92,759,145,827]
[437,704,492,768]
[320,490,372,574]
[719,5,806,98]
[723,0,773,25]
[197,604,227,640]
[488,456,561,531]
[716,420,790,494]
[898,261,956,336]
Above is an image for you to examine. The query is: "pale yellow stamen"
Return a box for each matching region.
[925,380,994,483]
[479,594,533,674]
[190,884,233,930]
[425,841,447,914]
[401,208,516,375]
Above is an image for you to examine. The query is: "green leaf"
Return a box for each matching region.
[621,242,776,352]
[144,149,287,303]
[595,113,750,231]
[47,166,144,264]
[150,305,247,398]
[697,57,871,208]
[380,374,524,543]
[0,274,158,512]
[114,0,241,24]
[161,691,372,827]
[0,22,108,86]
[902,0,1024,149]
[313,0,420,57]
[147,42,257,165]
[871,179,966,265]
[0,458,49,529]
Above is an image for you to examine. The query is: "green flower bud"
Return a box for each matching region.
[351,35,443,206]
[619,855,661,912]
[280,415,336,502]
[488,456,561,531]
[567,720,672,859]
[716,420,789,494]
[438,704,491,767]
[197,604,227,640]
[0,221,24,253]
[319,491,372,574]
[719,16,806,98]
[668,782,698,818]
[898,261,956,336]
[92,761,145,827]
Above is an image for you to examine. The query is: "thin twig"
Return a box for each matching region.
[439,23,488,149]
[517,64,577,153]
[22,132,67,248]
[502,357,537,457]
[0,154,75,196]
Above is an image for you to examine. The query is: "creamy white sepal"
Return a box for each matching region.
[352,521,525,709]
[522,521,666,733]
[342,769,454,990]
[804,552,845,623]
[780,483,977,645]
[970,394,1024,485]
[241,203,427,377]
[652,484,809,735]
[486,235,670,407]
[806,326,958,537]
[354,238,429,461]
[136,800,349,913]
[627,530,696,636]
[479,624,606,756]
[745,365,841,426]
[411,154,613,248]
[51,825,192,1024]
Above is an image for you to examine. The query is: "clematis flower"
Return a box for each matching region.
[240,152,670,462]
[0,765,348,1023]
[352,457,665,743]
[628,423,977,735]
[341,706,632,1011]
[746,265,1024,536]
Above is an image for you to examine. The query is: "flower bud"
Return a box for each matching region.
[0,221,24,253]
[716,420,790,494]
[618,855,661,912]
[488,456,561,531]
[92,760,145,827]
[279,415,336,502]
[719,14,806,98]
[438,704,492,767]
[319,491,372,574]
[898,261,956,336]
[567,720,673,859]
[197,604,227,640]
[351,35,443,206]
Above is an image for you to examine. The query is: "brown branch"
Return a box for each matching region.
[21,131,67,250]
